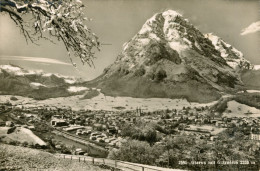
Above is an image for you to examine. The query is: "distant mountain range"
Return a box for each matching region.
[0,64,85,100]
[87,10,258,103]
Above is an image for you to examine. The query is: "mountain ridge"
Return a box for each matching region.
[0,64,86,100]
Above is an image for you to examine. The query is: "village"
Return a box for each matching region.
[1,100,260,158]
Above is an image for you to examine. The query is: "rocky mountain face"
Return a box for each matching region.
[204,33,252,70]
[0,65,83,99]
[88,10,252,103]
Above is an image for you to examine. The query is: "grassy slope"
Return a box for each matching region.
[241,69,260,90]
[86,73,221,103]
[233,92,260,109]
[0,144,108,171]
[80,89,100,100]
[210,93,260,114]
[84,67,260,104]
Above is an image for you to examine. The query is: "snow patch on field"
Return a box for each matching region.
[247,90,260,93]
[253,65,260,70]
[0,127,46,146]
[0,91,218,112]
[224,100,260,118]
[67,86,88,92]
[21,127,46,146]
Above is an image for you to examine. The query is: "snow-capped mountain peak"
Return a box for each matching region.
[137,10,189,53]
[120,10,252,72]
[139,10,182,34]
[91,10,255,103]
[205,33,252,69]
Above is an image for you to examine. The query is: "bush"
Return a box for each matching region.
[34,143,41,149]
[134,66,146,76]
[155,69,167,81]
[234,93,260,109]
[10,96,18,101]
[80,89,100,100]
[211,98,228,114]
[96,125,104,132]
[28,142,34,148]
[9,140,20,146]
[22,141,28,147]
[7,126,16,134]
[121,124,159,145]
[108,140,164,165]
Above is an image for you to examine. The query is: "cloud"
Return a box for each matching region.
[241,21,260,36]
[0,55,71,65]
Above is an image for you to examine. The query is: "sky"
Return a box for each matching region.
[0,0,259,80]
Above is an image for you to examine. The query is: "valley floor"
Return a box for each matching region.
[0,93,218,112]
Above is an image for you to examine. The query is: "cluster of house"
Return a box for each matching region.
[2,102,260,146]
[143,107,260,142]
[88,131,126,146]
[49,112,130,148]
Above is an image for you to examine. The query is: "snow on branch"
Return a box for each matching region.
[0,0,100,66]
